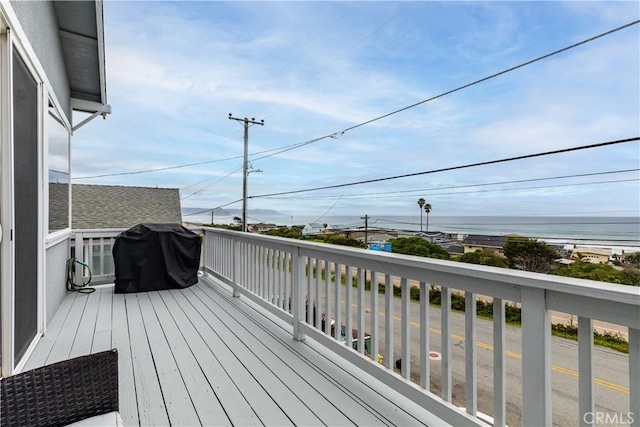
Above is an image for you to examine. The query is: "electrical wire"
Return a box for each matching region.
[311,194,344,224]
[261,178,639,201]
[251,20,640,163]
[257,168,639,200]
[339,20,640,135]
[250,137,639,199]
[180,165,244,199]
[182,199,243,217]
[71,20,639,181]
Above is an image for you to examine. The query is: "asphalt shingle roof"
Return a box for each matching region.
[462,235,508,248]
[70,184,182,229]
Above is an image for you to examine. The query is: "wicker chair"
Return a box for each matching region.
[1,349,119,427]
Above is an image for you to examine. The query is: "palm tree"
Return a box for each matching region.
[424,203,432,232]
[417,198,425,231]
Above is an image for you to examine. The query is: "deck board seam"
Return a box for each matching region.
[203,277,430,426]
[154,290,233,425]
[188,285,322,426]
[183,286,297,426]
[200,280,398,426]
[113,293,141,426]
[23,291,78,371]
[133,294,172,424]
[125,294,170,426]
[47,292,89,365]
[195,281,362,426]
[144,291,204,426]
[167,288,269,426]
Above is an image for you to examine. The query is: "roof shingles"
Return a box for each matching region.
[71,184,181,229]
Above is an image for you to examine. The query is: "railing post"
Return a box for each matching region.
[493,298,506,427]
[441,286,452,402]
[232,239,240,298]
[200,229,206,273]
[521,287,551,427]
[629,327,640,427]
[578,316,593,427]
[292,247,306,342]
[465,291,477,416]
[74,231,84,288]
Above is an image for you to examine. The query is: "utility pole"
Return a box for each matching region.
[229,114,264,232]
[361,215,370,246]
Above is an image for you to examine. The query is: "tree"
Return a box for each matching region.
[457,250,508,268]
[388,237,450,260]
[503,237,559,273]
[424,203,432,232]
[417,198,425,231]
[625,252,640,268]
[551,263,640,286]
[264,226,303,239]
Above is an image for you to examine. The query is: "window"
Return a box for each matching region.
[47,103,70,233]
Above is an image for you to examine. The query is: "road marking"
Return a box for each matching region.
[334,297,630,394]
[392,312,630,394]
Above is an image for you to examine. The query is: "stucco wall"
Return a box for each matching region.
[10,0,71,120]
[46,239,69,323]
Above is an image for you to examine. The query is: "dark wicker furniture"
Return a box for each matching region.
[1,349,119,427]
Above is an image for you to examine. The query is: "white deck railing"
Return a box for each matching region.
[71,229,123,285]
[202,227,640,427]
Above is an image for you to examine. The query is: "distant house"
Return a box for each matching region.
[302,223,326,235]
[571,246,611,264]
[439,242,464,256]
[342,228,397,242]
[414,231,446,243]
[463,235,509,256]
[71,184,182,229]
[249,223,278,233]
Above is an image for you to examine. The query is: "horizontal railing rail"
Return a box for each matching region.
[202,227,640,427]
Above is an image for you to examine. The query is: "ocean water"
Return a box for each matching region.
[185,213,639,250]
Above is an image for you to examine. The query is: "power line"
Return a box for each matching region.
[182,199,243,217]
[262,178,639,201]
[310,194,344,224]
[72,156,245,180]
[72,20,639,181]
[258,168,639,200]
[180,165,244,199]
[250,137,639,199]
[252,20,640,162]
[339,20,640,134]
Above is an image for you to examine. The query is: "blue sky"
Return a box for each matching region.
[72,1,640,218]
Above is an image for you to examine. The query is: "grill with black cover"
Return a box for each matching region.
[113,223,201,293]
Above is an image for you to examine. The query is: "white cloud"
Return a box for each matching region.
[72,1,640,218]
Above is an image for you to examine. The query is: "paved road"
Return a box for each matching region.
[319,285,630,427]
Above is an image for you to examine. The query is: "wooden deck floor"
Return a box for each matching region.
[25,276,447,426]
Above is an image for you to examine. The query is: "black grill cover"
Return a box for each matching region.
[113,223,201,294]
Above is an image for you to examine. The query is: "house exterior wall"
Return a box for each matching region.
[9,1,71,119]
[45,239,69,323]
[464,244,505,257]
